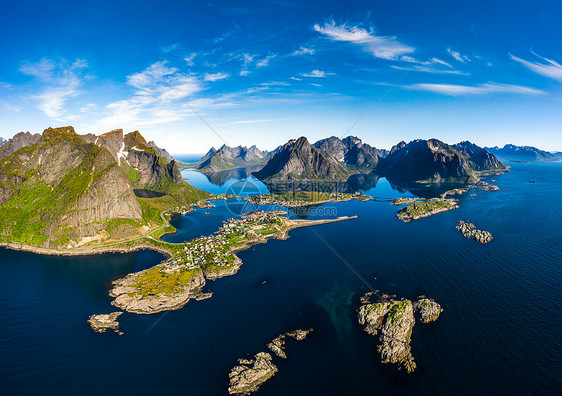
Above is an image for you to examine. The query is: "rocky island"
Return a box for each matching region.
[357,292,442,373]
[87,312,123,334]
[455,220,493,244]
[396,198,459,222]
[228,328,313,394]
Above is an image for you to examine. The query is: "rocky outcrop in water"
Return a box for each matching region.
[414,298,443,323]
[228,352,278,394]
[88,312,123,334]
[455,220,493,243]
[228,328,313,394]
[357,293,442,373]
[253,137,349,181]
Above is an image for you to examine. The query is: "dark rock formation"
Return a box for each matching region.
[253,137,350,181]
[453,141,507,171]
[377,138,475,183]
[313,135,381,169]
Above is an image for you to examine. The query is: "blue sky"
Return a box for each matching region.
[1,0,561,153]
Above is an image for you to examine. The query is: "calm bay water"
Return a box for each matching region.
[1,163,561,395]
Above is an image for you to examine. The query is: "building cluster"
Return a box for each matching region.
[161,211,287,274]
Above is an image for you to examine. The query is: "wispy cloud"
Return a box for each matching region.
[447,48,470,63]
[184,53,196,66]
[231,119,278,124]
[292,46,315,56]
[289,76,303,81]
[391,65,468,75]
[204,72,230,81]
[161,43,180,53]
[301,70,334,78]
[256,54,276,67]
[20,58,87,119]
[408,82,544,95]
[510,52,562,82]
[314,19,414,60]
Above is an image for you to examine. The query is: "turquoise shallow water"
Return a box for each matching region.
[0,163,561,395]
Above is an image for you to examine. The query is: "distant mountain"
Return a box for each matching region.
[453,141,507,172]
[195,144,270,172]
[0,126,207,248]
[377,139,476,183]
[0,132,42,160]
[313,136,381,170]
[485,144,556,162]
[147,140,175,163]
[253,136,350,181]
[0,137,6,147]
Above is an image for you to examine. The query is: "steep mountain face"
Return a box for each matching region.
[313,136,380,169]
[0,126,207,248]
[0,132,42,160]
[485,144,556,162]
[197,144,270,172]
[377,139,475,183]
[253,137,350,181]
[147,140,175,163]
[453,141,507,171]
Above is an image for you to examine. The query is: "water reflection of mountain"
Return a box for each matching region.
[202,166,264,186]
[384,175,468,198]
[264,172,380,195]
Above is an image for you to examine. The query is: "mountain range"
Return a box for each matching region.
[485,144,560,162]
[191,144,272,173]
[252,136,507,183]
[0,127,207,248]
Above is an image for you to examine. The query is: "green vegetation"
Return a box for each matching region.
[131,266,198,298]
[387,301,409,323]
[397,199,456,218]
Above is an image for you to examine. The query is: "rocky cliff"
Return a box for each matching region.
[253,137,350,181]
[377,139,475,183]
[313,136,381,169]
[0,126,207,248]
[0,131,42,160]
[453,141,507,171]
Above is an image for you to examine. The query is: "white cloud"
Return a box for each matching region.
[289,76,303,81]
[447,48,471,63]
[408,82,544,95]
[204,72,230,81]
[95,61,205,129]
[19,58,87,119]
[301,70,334,78]
[309,83,322,87]
[184,53,196,66]
[510,52,562,82]
[239,69,250,76]
[161,43,179,53]
[292,46,315,56]
[257,54,276,67]
[391,65,468,75]
[314,19,414,60]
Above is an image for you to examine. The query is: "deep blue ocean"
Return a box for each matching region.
[1,162,561,395]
